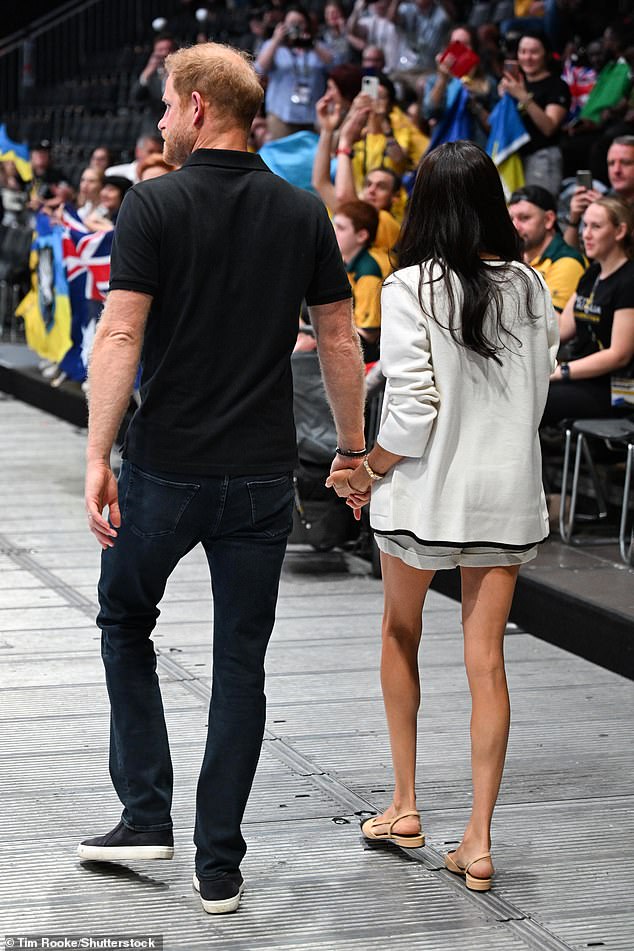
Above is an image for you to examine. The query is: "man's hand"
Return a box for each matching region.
[569,185,600,222]
[330,453,364,474]
[325,466,370,520]
[85,459,121,549]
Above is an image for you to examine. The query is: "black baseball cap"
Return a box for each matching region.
[30,139,52,152]
[508,184,557,213]
[102,175,134,197]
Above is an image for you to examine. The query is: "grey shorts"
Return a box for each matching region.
[375,532,539,570]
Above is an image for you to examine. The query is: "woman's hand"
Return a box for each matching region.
[325,468,370,519]
[435,51,453,81]
[316,93,342,133]
[339,101,370,147]
[499,70,527,103]
[271,21,288,45]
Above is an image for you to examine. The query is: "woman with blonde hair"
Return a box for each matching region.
[543,196,634,424]
[327,140,558,891]
[76,166,103,221]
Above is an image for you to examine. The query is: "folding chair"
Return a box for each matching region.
[559,417,634,566]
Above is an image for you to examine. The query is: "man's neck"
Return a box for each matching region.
[615,188,634,206]
[525,232,554,263]
[193,130,248,152]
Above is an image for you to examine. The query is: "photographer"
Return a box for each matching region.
[256,7,333,140]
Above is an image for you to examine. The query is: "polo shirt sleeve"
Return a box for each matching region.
[305,202,353,307]
[109,189,161,296]
[544,257,586,312]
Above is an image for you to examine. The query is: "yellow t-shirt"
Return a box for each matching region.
[374,210,401,258]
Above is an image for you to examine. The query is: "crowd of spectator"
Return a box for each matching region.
[1,0,633,423]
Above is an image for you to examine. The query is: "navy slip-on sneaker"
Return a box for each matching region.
[193,871,244,914]
[77,820,174,861]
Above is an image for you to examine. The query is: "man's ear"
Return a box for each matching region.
[192,91,205,127]
[544,209,557,231]
[357,227,370,247]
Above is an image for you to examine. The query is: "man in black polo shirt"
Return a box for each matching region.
[76,43,365,915]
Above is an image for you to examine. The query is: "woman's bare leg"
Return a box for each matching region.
[449,564,519,879]
[373,551,435,834]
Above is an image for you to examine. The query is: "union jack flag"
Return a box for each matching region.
[62,225,113,301]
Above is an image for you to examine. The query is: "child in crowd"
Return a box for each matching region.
[333,199,383,363]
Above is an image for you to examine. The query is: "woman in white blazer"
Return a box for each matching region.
[327,140,559,891]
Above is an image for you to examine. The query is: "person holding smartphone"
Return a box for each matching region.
[564,136,634,252]
[499,31,570,197]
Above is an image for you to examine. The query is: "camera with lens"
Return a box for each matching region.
[286,25,312,47]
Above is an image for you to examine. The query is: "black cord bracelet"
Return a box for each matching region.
[335,446,367,458]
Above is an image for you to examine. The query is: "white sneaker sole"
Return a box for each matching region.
[77,843,174,861]
[192,873,244,914]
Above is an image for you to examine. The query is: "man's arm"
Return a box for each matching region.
[309,298,366,471]
[85,289,151,548]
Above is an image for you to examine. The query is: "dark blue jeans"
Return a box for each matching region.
[97,461,294,880]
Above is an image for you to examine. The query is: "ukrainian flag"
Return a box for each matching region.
[16,214,73,364]
[0,123,32,182]
[428,84,471,150]
[486,94,530,199]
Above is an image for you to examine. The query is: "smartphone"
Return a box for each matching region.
[576,169,593,190]
[361,75,379,99]
[503,59,521,82]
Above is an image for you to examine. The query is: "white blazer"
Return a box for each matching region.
[370,260,560,548]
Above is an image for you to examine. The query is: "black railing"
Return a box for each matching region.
[0,0,165,116]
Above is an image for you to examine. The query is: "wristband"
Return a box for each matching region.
[335,445,366,457]
[336,147,352,157]
[560,362,571,382]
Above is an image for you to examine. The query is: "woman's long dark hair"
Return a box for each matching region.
[399,140,539,363]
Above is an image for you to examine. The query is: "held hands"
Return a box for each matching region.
[325,466,371,521]
[85,459,121,549]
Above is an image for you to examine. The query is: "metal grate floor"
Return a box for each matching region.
[1,399,634,950]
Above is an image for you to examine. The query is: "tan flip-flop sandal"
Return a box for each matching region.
[445,851,493,891]
[361,811,425,848]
